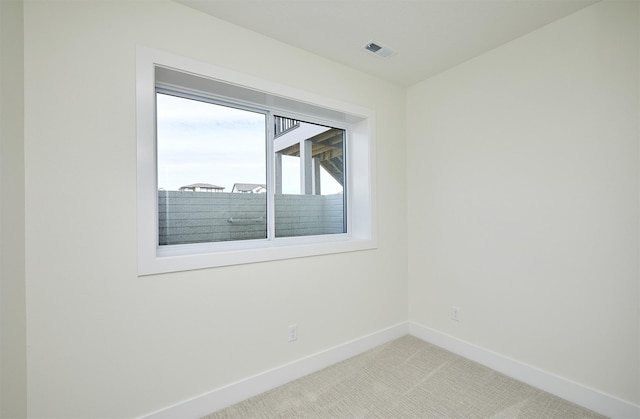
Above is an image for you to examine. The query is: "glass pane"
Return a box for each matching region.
[157,93,266,245]
[273,116,346,238]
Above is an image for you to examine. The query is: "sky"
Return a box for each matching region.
[156,93,342,195]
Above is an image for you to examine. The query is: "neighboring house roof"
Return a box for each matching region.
[232,183,266,193]
[179,183,225,191]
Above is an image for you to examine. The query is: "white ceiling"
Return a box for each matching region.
[176,0,599,86]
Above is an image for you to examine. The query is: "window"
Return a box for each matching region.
[272,117,346,238]
[137,46,376,275]
[156,93,347,246]
[157,92,268,245]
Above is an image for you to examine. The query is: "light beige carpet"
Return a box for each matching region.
[204,335,606,418]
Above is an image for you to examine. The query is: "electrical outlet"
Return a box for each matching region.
[451,306,461,322]
[288,324,298,342]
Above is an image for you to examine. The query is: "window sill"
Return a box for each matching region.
[139,235,377,275]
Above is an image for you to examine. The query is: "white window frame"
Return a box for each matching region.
[136,46,377,275]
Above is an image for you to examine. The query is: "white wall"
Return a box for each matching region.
[23,1,407,417]
[407,0,639,406]
[19,0,640,416]
[0,0,27,417]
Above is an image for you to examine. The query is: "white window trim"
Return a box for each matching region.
[136,46,377,275]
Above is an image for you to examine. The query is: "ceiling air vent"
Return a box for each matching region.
[364,41,395,58]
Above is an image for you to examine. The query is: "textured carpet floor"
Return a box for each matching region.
[203,335,606,418]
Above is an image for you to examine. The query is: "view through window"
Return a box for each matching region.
[156,92,346,246]
[273,116,345,237]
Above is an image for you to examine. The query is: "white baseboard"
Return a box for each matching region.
[409,321,640,419]
[142,322,410,419]
[143,321,639,419]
